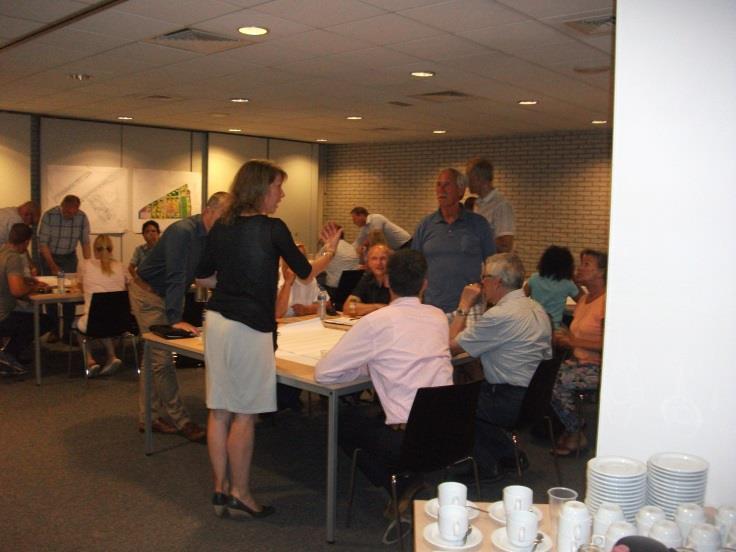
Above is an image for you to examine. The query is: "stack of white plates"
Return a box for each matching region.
[647,452,708,518]
[585,456,647,522]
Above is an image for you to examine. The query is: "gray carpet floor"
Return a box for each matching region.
[1,345,593,551]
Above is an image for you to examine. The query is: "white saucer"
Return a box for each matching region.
[423,522,483,550]
[488,501,544,525]
[490,527,552,552]
[425,498,480,520]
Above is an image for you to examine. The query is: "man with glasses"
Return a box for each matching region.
[449,252,552,476]
[37,194,91,343]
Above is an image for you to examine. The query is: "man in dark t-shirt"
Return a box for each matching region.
[344,244,391,317]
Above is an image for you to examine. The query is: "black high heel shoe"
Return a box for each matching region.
[226,496,275,520]
[212,492,229,518]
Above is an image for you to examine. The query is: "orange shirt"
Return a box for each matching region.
[571,292,605,364]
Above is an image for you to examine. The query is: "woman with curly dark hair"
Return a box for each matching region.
[524,245,581,328]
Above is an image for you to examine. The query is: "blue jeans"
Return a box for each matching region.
[474,381,526,471]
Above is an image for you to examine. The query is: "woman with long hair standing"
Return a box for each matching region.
[77,234,127,376]
[196,159,341,519]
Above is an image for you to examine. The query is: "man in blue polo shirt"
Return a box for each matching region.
[412,167,495,316]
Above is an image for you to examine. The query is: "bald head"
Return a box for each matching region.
[18,201,39,226]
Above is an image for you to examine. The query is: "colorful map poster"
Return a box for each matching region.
[132,169,202,231]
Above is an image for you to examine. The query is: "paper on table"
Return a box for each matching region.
[276,318,346,366]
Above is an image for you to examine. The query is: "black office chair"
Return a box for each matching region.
[345,381,482,550]
[332,269,364,312]
[509,355,563,483]
[68,290,139,380]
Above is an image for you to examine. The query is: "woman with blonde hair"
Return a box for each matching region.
[77,234,127,376]
[196,159,341,520]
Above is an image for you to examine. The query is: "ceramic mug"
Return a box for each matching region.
[504,485,533,515]
[717,506,736,541]
[676,504,706,541]
[650,520,684,548]
[685,523,721,552]
[507,510,539,548]
[604,521,637,552]
[637,506,666,536]
[438,504,469,543]
[438,482,467,508]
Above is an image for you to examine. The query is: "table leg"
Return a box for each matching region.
[144,341,153,455]
[326,390,338,544]
[34,302,41,386]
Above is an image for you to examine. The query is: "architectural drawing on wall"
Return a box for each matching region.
[132,169,202,230]
[44,165,129,234]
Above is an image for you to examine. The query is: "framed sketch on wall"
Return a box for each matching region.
[44,165,130,234]
[132,169,202,231]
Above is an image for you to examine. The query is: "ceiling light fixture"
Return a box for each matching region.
[346,116,362,120]
[228,128,242,132]
[316,138,328,142]
[518,100,538,105]
[117,116,133,120]
[238,26,268,36]
[411,70,435,78]
[433,130,447,134]
[230,98,249,103]
[591,119,608,125]
[68,73,92,81]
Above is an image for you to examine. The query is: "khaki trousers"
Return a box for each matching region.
[129,280,191,428]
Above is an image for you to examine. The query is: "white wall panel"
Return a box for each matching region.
[0,112,31,206]
[207,133,268,194]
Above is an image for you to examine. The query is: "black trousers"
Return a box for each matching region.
[473,381,526,471]
[0,311,52,359]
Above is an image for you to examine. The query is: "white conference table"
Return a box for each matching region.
[141,317,371,544]
[30,289,84,386]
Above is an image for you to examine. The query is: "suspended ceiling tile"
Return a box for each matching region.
[399,0,529,32]
[195,8,313,39]
[496,0,612,20]
[388,33,493,61]
[34,27,130,51]
[112,0,243,25]
[326,13,440,46]
[0,0,88,22]
[252,0,387,28]
[459,19,573,52]
[69,10,180,40]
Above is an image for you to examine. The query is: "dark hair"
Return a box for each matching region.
[538,246,575,281]
[386,249,427,297]
[350,206,368,216]
[225,159,287,224]
[8,223,32,244]
[466,157,494,182]
[464,196,477,211]
[141,220,160,233]
[581,248,608,282]
[61,194,81,207]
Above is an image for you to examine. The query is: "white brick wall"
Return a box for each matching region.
[322,130,612,272]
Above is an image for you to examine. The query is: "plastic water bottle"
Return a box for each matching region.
[57,270,65,293]
[317,290,328,320]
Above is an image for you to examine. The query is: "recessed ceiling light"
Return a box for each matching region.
[518,100,538,105]
[117,116,133,120]
[432,130,447,134]
[210,113,227,118]
[230,98,250,103]
[346,116,363,120]
[591,119,608,125]
[238,26,268,36]
[228,128,242,132]
[68,73,92,81]
[316,138,328,142]
[411,71,435,78]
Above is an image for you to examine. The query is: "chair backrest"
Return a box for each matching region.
[399,381,482,473]
[333,269,365,311]
[84,290,136,338]
[516,355,563,428]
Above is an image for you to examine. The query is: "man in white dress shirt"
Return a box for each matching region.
[450,252,552,475]
[466,157,515,252]
[315,249,453,513]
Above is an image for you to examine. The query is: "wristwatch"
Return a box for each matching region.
[454,308,469,317]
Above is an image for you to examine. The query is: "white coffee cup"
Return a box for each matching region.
[504,485,533,515]
[686,523,721,552]
[637,506,667,536]
[438,504,469,543]
[438,481,467,508]
[604,521,637,552]
[558,502,592,552]
[717,506,736,541]
[650,519,684,548]
[676,504,707,541]
[595,503,626,538]
[507,510,539,548]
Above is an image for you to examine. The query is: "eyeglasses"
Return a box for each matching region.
[95,246,112,252]
[482,273,498,280]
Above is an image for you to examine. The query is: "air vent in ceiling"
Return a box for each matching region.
[565,15,615,36]
[146,28,253,54]
[388,101,412,107]
[143,94,176,101]
[409,90,474,103]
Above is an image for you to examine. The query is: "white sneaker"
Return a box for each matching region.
[86,363,101,377]
[100,358,123,376]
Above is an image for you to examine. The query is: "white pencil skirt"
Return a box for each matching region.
[204,310,277,414]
